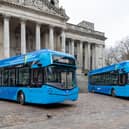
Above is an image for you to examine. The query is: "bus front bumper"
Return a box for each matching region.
[41,86,79,104]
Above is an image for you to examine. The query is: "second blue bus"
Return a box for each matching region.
[88,61,129,97]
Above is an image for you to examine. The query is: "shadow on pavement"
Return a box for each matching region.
[27,102,76,110]
[0,98,76,110]
[90,92,129,101]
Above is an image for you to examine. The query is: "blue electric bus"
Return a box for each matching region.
[88,61,129,97]
[0,49,79,105]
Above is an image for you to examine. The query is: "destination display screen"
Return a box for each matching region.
[52,56,75,65]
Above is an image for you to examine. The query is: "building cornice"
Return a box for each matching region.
[66,23,107,41]
[0,0,69,21]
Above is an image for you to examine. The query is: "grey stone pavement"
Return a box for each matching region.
[0,93,129,129]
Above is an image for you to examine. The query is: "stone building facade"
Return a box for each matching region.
[0,0,106,71]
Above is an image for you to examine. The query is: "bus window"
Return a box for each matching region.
[46,66,75,89]
[110,73,118,85]
[9,69,16,86]
[127,73,129,84]
[0,70,2,86]
[118,74,126,85]
[31,69,43,87]
[3,70,9,86]
[67,72,73,87]
[18,67,30,86]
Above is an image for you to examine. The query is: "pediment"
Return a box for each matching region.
[1,0,69,20]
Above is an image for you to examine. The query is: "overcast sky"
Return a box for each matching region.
[60,0,129,48]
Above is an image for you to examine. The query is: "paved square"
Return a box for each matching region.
[0,93,129,129]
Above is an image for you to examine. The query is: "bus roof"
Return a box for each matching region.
[0,49,75,68]
[89,60,129,75]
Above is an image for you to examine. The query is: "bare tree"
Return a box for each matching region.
[118,38,129,60]
[105,47,119,65]
[105,37,129,65]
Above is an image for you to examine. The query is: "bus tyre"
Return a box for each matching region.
[111,89,116,97]
[18,92,25,105]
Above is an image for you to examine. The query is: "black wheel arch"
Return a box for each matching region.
[111,88,116,97]
[17,90,26,104]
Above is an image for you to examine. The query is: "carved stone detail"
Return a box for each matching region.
[1,0,69,20]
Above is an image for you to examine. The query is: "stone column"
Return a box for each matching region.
[94,44,97,69]
[79,41,83,68]
[54,34,56,50]
[21,19,26,54]
[3,15,10,58]
[57,35,61,51]
[44,32,48,48]
[61,30,66,52]
[67,39,70,54]
[84,44,88,70]
[77,42,80,66]
[92,44,96,69]
[36,23,41,50]
[71,39,74,56]
[68,39,71,54]
[87,43,91,70]
[85,43,92,70]
[49,26,54,50]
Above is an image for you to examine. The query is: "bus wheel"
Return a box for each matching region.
[111,89,116,97]
[18,92,25,105]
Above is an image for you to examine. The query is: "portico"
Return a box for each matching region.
[1,18,67,60]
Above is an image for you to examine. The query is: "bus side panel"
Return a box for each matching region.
[94,86,112,95]
[88,85,129,97]
[88,84,94,92]
[113,86,129,97]
[124,85,129,97]
[88,85,112,95]
[18,87,45,103]
[0,86,79,104]
[0,87,19,100]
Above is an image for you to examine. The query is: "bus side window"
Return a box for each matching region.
[0,70,2,86]
[119,74,126,85]
[3,70,9,86]
[31,69,43,87]
[18,67,30,86]
[9,69,16,86]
